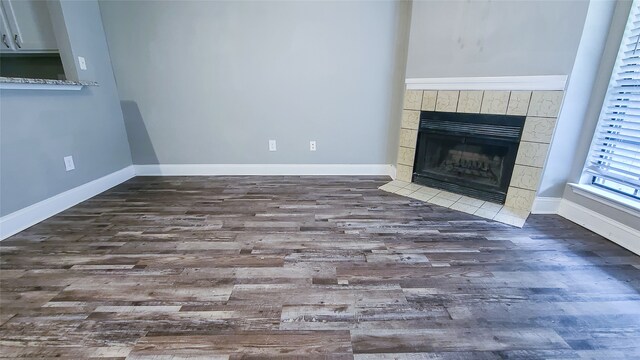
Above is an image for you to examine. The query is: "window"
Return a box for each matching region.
[585,1,640,200]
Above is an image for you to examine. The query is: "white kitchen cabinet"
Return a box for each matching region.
[0,0,57,53]
[0,3,14,51]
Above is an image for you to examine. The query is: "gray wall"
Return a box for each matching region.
[386,1,412,168]
[539,0,625,198]
[406,0,589,78]
[0,0,132,216]
[99,0,410,165]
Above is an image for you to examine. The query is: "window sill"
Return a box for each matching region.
[0,77,97,91]
[568,183,640,216]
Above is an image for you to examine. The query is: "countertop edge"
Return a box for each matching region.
[0,77,98,87]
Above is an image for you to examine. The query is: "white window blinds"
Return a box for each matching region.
[586,1,640,199]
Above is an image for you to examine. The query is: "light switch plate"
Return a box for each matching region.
[78,56,87,70]
[269,140,277,152]
[64,156,75,171]
[310,141,316,151]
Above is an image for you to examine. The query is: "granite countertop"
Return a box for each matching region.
[0,76,98,86]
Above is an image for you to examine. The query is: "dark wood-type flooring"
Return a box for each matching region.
[1,176,640,359]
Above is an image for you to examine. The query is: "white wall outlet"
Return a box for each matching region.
[63,156,75,171]
[310,141,317,151]
[78,56,87,70]
[268,140,277,151]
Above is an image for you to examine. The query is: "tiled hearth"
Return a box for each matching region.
[380,180,527,227]
[383,88,564,227]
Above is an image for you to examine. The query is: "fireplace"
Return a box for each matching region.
[412,111,526,203]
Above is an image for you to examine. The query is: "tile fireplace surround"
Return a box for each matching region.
[382,88,564,227]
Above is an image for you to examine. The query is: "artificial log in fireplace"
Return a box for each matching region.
[413,111,526,204]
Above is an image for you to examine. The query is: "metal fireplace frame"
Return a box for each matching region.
[412,111,526,204]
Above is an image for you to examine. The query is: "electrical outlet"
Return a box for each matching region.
[268,140,277,151]
[310,141,316,151]
[78,56,87,70]
[64,156,75,171]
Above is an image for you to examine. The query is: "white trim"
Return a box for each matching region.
[134,164,395,177]
[0,166,135,240]
[558,198,640,256]
[405,75,568,91]
[388,165,397,180]
[531,197,562,214]
[568,183,640,216]
[0,83,84,91]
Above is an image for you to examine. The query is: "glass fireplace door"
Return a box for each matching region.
[413,132,519,203]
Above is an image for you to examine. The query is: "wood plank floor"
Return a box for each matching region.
[1,176,640,359]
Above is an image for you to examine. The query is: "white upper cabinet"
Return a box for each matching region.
[1,0,57,52]
[0,3,14,51]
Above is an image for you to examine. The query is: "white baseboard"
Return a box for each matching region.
[527,196,638,255]
[2,164,636,256]
[531,197,562,214]
[0,165,135,240]
[134,164,396,177]
[558,199,640,256]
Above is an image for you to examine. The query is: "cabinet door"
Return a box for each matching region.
[0,3,14,52]
[2,0,57,52]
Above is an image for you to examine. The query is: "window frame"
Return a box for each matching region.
[580,0,640,207]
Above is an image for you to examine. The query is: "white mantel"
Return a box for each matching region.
[405,75,568,91]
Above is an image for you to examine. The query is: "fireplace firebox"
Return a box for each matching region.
[412,111,526,204]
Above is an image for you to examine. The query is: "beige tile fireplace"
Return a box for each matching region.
[381,87,564,227]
